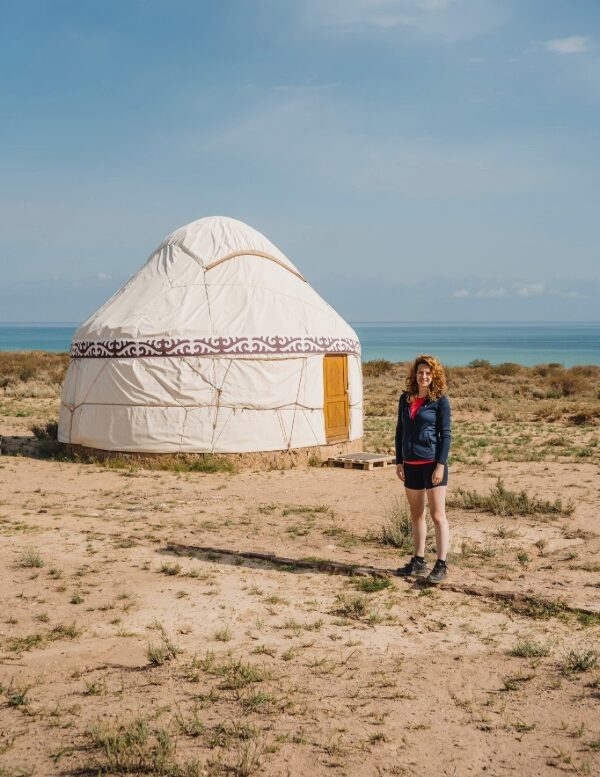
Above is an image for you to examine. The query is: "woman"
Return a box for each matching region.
[395,354,451,584]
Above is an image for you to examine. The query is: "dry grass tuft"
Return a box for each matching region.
[448,478,574,517]
[0,351,68,396]
[379,497,434,551]
[362,359,397,378]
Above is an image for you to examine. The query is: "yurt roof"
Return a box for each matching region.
[161,215,302,277]
[70,216,359,359]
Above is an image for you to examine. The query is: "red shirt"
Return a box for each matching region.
[405,395,435,465]
[409,395,427,420]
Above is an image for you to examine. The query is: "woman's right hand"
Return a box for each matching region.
[396,464,405,481]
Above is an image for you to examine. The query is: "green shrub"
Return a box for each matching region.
[19,548,44,568]
[509,639,551,658]
[355,577,392,593]
[31,420,58,440]
[491,362,521,376]
[363,359,395,377]
[87,717,177,774]
[333,594,368,619]
[561,649,599,674]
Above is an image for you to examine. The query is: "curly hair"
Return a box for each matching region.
[405,354,448,401]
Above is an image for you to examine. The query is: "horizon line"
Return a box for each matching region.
[2,320,600,327]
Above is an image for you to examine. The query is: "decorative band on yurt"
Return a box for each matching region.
[70,336,361,359]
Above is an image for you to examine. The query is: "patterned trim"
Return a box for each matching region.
[70,336,361,358]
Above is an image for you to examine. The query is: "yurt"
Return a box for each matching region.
[58,216,363,461]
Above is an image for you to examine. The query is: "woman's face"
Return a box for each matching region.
[416,362,433,391]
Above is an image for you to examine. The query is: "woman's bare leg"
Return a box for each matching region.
[404,487,427,557]
[426,485,449,561]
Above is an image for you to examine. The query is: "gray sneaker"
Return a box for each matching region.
[426,560,448,585]
[396,556,428,578]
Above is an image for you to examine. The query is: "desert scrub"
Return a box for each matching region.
[331,594,373,621]
[322,525,360,547]
[30,419,61,457]
[509,638,551,658]
[501,672,535,691]
[88,452,237,474]
[213,626,232,642]
[561,648,599,674]
[5,684,31,708]
[0,351,69,397]
[160,454,237,474]
[505,595,569,620]
[282,503,332,516]
[379,497,434,551]
[18,547,45,568]
[354,577,392,594]
[361,362,600,445]
[160,562,182,576]
[5,622,79,653]
[362,359,397,378]
[101,453,237,474]
[85,717,199,775]
[456,538,497,561]
[146,633,181,666]
[448,478,574,517]
[5,633,44,653]
[30,419,58,440]
[208,657,267,690]
[240,689,275,713]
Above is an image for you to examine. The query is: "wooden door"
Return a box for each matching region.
[323,355,349,442]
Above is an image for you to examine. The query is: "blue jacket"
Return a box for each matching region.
[395,392,451,465]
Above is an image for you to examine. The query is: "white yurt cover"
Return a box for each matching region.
[58,216,363,453]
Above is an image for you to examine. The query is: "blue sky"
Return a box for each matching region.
[1,0,599,322]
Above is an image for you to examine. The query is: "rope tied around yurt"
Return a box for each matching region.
[171,239,306,281]
[204,250,306,282]
[210,359,234,451]
[286,358,307,449]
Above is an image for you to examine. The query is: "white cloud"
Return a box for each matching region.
[516,281,545,297]
[96,271,111,281]
[544,36,592,55]
[301,0,507,42]
[449,283,590,302]
[474,287,506,298]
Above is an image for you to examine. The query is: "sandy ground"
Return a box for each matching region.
[1,440,599,776]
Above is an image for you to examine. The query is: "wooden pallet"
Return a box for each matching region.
[327,452,396,471]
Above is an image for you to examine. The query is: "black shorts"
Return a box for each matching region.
[403,462,448,490]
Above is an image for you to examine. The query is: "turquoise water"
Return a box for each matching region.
[0,324,79,353]
[355,322,600,367]
[0,322,599,367]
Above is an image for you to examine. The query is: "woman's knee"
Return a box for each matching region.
[429,511,447,525]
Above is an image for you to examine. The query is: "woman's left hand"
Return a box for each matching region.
[431,463,445,486]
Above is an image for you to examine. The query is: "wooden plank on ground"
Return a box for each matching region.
[328,452,395,471]
[164,543,600,618]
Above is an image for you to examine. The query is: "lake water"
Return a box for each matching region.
[0,322,599,367]
[355,322,600,367]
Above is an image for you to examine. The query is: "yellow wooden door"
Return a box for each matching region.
[323,355,349,442]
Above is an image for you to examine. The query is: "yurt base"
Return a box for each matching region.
[60,439,363,471]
